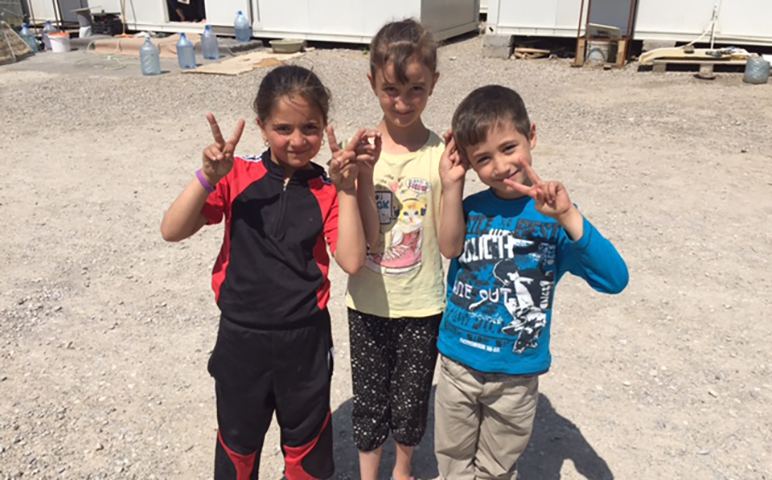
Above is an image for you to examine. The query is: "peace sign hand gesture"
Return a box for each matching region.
[439,130,468,188]
[201,113,246,186]
[503,158,575,221]
[327,126,365,193]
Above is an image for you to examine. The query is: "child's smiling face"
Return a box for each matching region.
[258,94,325,171]
[464,121,538,200]
[369,59,439,130]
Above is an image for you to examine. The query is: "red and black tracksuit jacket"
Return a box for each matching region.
[202,149,339,326]
[201,150,338,480]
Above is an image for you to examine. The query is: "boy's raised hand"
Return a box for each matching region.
[439,130,468,187]
[504,158,575,221]
[327,126,365,192]
[202,113,245,185]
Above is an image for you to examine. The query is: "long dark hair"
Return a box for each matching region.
[252,65,331,124]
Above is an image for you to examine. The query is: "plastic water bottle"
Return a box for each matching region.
[176,32,196,69]
[140,36,161,76]
[42,20,57,51]
[234,11,251,43]
[20,23,38,53]
[201,25,220,60]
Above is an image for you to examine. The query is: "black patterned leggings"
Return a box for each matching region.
[348,308,442,452]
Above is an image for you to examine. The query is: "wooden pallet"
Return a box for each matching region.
[640,47,748,62]
[648,58,747,73]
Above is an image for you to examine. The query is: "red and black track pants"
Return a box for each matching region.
[208,310,335,480]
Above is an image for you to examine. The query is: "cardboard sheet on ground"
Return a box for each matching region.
[90,34,201,59]
[182,50,304,75]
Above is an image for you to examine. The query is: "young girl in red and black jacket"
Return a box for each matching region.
[161,65,372,480]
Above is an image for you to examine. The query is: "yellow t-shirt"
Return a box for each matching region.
[346,131,446,318]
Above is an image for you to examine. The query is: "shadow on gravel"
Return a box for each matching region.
[519,394,614,480]
[332,391,612,480]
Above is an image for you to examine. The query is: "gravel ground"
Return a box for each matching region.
[1,35,771,480]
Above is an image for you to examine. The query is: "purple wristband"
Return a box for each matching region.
[196,169,216,193]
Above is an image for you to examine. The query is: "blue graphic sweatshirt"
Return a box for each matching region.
[438,189,629,375]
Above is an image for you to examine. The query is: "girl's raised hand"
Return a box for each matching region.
[354,130,382,176]
[439,130,468,187]
[327,126,365,192]
[504,158,574,220]
[201,113,245,185]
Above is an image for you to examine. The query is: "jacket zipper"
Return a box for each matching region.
[274,180,289,237]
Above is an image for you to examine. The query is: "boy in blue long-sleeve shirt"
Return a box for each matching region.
[435,85,629,480]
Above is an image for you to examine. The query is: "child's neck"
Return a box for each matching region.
[269,153,310,181]
[378,119,430,155]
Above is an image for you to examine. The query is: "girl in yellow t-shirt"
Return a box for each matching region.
[346,18,448,480]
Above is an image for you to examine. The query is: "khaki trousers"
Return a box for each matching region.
[435,355,539,480]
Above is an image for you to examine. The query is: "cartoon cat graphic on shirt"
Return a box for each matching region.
[368,180,428,275]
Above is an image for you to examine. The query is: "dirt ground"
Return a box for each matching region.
[1,35,771,480]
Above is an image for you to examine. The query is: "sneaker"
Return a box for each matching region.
[366,229,422,275]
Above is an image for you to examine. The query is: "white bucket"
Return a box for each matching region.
[587,40,619,64]
[49,33,71,53]
[587,41,609,63]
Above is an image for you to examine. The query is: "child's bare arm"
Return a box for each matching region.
[328,126,367,274]
[354,131,382,248]
[160,179,211,242]
[438,133,468,259]
[335,190,367,274]
[161,114,245,242]
[357,173,380,249]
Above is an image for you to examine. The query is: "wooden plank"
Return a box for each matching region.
[514,47,550,60]
[573,38,586,67]
[651,59,747,66]
[640,47,749,65]
[648,58,746,73]
[615,39,627,67]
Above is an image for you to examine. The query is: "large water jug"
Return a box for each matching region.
[42,20,57,51]
[201,25,220,60]
[176,32,196,69]
[140,36,161,75]
[20,23,38,53]
[234,11,251,43]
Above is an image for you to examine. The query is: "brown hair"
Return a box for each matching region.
[370,19,438,84]
[452,85,531,156]
[253,65,331,124]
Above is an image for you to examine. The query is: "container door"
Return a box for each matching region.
[59,0,88,23]
[498,0,561,29]
[363,0,419,37]
[254,0,309,34]
[307,0,364,37]
[635,0,708,37]
[716,0,770,43]
[205,0,252,28]
[122,0,168,27]
[421,0,477,34]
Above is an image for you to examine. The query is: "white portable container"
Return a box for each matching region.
[28,0,480,44]
[485,0,772,47]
